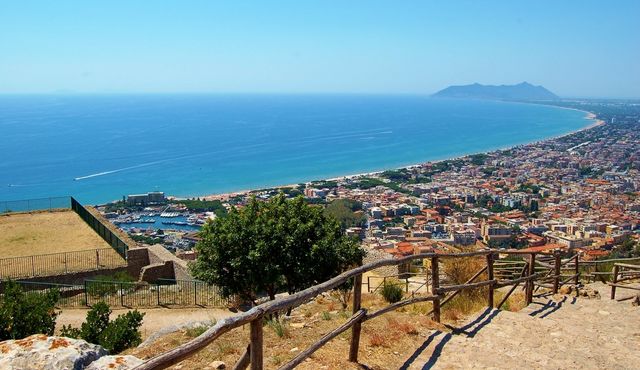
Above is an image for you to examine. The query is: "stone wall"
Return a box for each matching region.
[363,247,400,277]
[139,261,175,282]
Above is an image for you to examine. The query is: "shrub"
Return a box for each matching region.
[265,318,289,338]
[321,311,332,320]
[0,280,60,340]
[380,281,404,303]
[99,310,144,353]
[60,301,144,353]
[184,323,214,338]
[86,273,136,298]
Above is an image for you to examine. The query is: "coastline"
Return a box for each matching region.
[181,105,604,202]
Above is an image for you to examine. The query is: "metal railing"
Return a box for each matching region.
[84,278,231,308]
[70,197,129,259]
[0,280,86,307]
[0,196,71,213]
[0,278,230,309]
[0,247,127,280]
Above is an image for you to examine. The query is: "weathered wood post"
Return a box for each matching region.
[526,253,536,305]
[250,317,263,370]
[610,264,619,300]
[553,251,561,294]
[431,255,441,323]
[348,273,363,362]
[486,252,494,308]
[574,254,580,296]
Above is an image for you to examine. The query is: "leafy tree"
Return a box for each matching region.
[324,199,366,229]
[0,281,59,340]
[191,194,365,304]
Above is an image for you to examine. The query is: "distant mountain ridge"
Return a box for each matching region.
[432,82,559,101]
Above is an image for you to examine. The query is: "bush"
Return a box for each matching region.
[0,281,60,340]
[380,282,404,303]
[86,272,136,298]
[265,318,289,338]
[60,301,144,353]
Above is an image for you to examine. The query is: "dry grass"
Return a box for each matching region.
[0,210,124,278]
[0,210,110,256]
[126,293,449,370]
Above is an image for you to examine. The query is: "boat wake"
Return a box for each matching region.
[73,160,166,181]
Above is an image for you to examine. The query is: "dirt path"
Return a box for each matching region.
[56,307,236,340]
[402,283,640,370]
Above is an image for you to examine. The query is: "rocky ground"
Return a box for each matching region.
[403,282,640,370]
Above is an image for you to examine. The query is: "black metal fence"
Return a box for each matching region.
[1,278,231,308]
[0,196,71,213]
[0,280,86,307]
[84,278,231,307]
[70,197,129,259]
[0,247,127,280]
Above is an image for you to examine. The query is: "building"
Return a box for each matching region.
[481,223,513,243]
[126,192,166,206]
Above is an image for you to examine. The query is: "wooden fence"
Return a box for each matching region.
[134,249,596,370]
[609,262,640,301]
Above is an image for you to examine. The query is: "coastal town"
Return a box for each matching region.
[101,100,640,263]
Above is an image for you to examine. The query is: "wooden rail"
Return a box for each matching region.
[609,262,640,300]
[134,250,638,370]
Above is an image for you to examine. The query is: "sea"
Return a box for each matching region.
[0,94,593,205]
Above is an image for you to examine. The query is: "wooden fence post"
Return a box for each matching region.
[574,254,580,296]
[486,252,494,308]
[250,317,263,370]
[526,253,536,305]
[431,255,440,323]
[610,264,619,300]
[348,273,363,363]
[553,251,561,294]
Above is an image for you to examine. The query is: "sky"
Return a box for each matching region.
[1,1,639,98]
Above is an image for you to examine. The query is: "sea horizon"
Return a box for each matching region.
[0,94,595,205]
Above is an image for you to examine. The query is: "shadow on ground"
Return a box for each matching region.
[397,308,500,370]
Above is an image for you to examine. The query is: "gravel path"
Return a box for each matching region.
[402,283,640,370]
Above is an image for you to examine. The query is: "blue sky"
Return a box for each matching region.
[1,1,638,97]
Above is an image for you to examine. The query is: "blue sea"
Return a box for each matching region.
[0,94,592,205]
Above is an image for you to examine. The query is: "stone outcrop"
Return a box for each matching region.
[85,355,143,370]
[0,335,106,370]
[0,335,142,370]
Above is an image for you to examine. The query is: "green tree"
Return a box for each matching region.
[324,199,366,229]
[0,281,60,340]
[191,194,365,304]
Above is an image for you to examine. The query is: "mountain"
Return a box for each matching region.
[432,82,559,101]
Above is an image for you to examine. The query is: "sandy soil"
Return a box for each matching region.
[0,210,110,257]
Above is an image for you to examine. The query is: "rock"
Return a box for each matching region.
[86,355,143,370]
[578,287,600,299]
[290,323,306,329]
[290,347,299,352]
[207,360,226,369]
[0,335,107,370]
[632,295,640,307]
[559,285,573,295]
